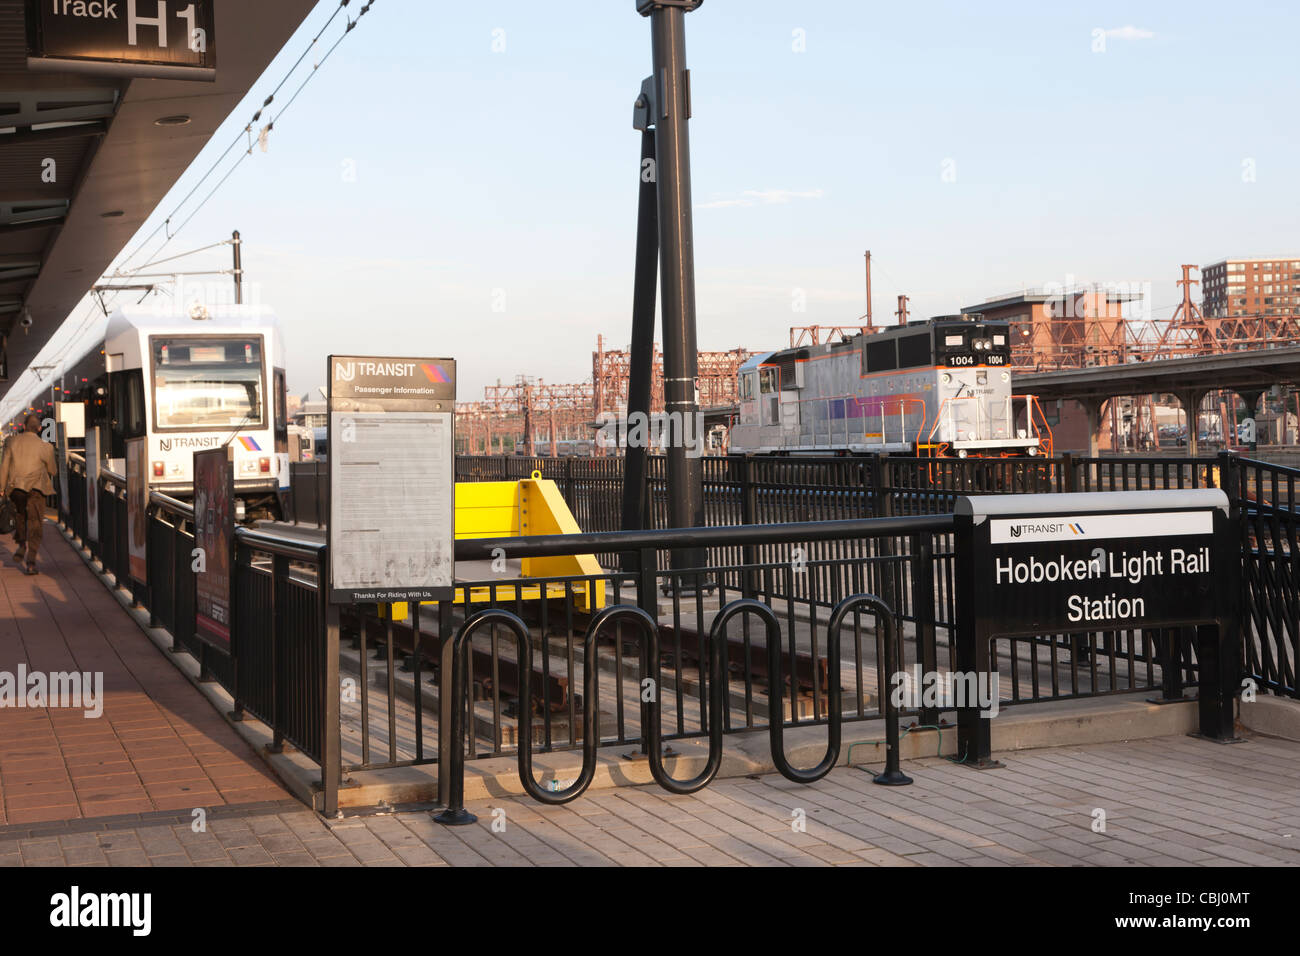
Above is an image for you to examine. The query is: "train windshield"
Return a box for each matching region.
[151,335,266,430]
[934,324,1011,367]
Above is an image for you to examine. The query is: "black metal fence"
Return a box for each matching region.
[287,460,328,526]
[52,449,1296,818]
[452,453,1067,531]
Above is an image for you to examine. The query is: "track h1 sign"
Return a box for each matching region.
[327,355,456,605]
[26,0,217,80]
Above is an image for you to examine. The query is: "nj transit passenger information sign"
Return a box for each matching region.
[327,355,455,604]
[966,492,1223,635]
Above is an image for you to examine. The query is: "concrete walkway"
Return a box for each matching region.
[0,520,288,825]
[3,733,1297,866]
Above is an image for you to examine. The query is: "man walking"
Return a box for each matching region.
[0,413,56,575]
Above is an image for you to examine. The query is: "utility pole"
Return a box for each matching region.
[632,0,706,582]
[864,250,872,331]
[896,294,909,325]
[523,382,535,456]
[231,230,243,304]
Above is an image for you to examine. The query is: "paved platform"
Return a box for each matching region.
[3,733,1297,866]
[0,519,289,825]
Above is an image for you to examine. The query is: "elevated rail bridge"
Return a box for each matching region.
[1013,346,1300,456]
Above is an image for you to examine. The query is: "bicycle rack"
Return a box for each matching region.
[435,608,532,825]
[732,597,840,784]
[728,594,911,786]
[436,594,913,823]
[522,605,660,805]
[649,605,726,795]
[860,594,913,785]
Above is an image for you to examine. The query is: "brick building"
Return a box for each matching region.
[960,287,1145,452]
[1202,257,1300,317]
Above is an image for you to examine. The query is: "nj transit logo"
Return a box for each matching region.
[420,363,449,384]
[1009,522,1082,538]
[991,512,1210,545]
[334,361,356,382]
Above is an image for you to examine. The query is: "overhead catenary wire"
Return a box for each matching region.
[130,239,234,273]
[3,2,379,422]
[111,0,363,277]
[150,2,375,252]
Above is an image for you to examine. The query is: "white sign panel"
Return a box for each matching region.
[327,355,455,603]
[989,511,1212,545]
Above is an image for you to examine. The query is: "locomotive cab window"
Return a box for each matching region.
[897,333,931,369]
[759,367,778,393]
[150,335,266,431]
[864,339,897,373]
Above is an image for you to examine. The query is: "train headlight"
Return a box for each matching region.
[1027,446,1038,457]
[957,449,968,459]
[941,373,952,384]
[977,372,987,385]
[1000,372,1010,382]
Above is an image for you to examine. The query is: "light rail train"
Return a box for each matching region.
[728,315,1052,458]
[61,304,290,520]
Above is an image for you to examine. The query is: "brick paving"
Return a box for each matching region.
[0,520,288,825]
[3,516,1298,866]
[2,733,1298,866]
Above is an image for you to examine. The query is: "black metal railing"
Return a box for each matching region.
[288,460,328,526]
[1232,456,1300,699]
[337,508,1205,800]
[52,445,1299,819]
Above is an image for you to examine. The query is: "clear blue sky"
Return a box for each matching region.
[13,0,1300,410]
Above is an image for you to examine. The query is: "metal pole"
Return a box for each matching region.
[622,127,658,559]
[865,250,872,331]
[524,384,535,457]
[231,230,243,305]
[639,0,705,581]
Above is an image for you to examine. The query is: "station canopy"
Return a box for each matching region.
[0,0,316,402]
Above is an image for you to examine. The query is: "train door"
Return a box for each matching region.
[272,367,289,519]
[107,364,145,467]
[759,367,779,427]
[273,368,288,454]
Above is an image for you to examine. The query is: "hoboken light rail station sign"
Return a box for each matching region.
[983,505,1217,632]
[327,354,456,605]
[26,0,217,80]
[954,489,1238,766]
